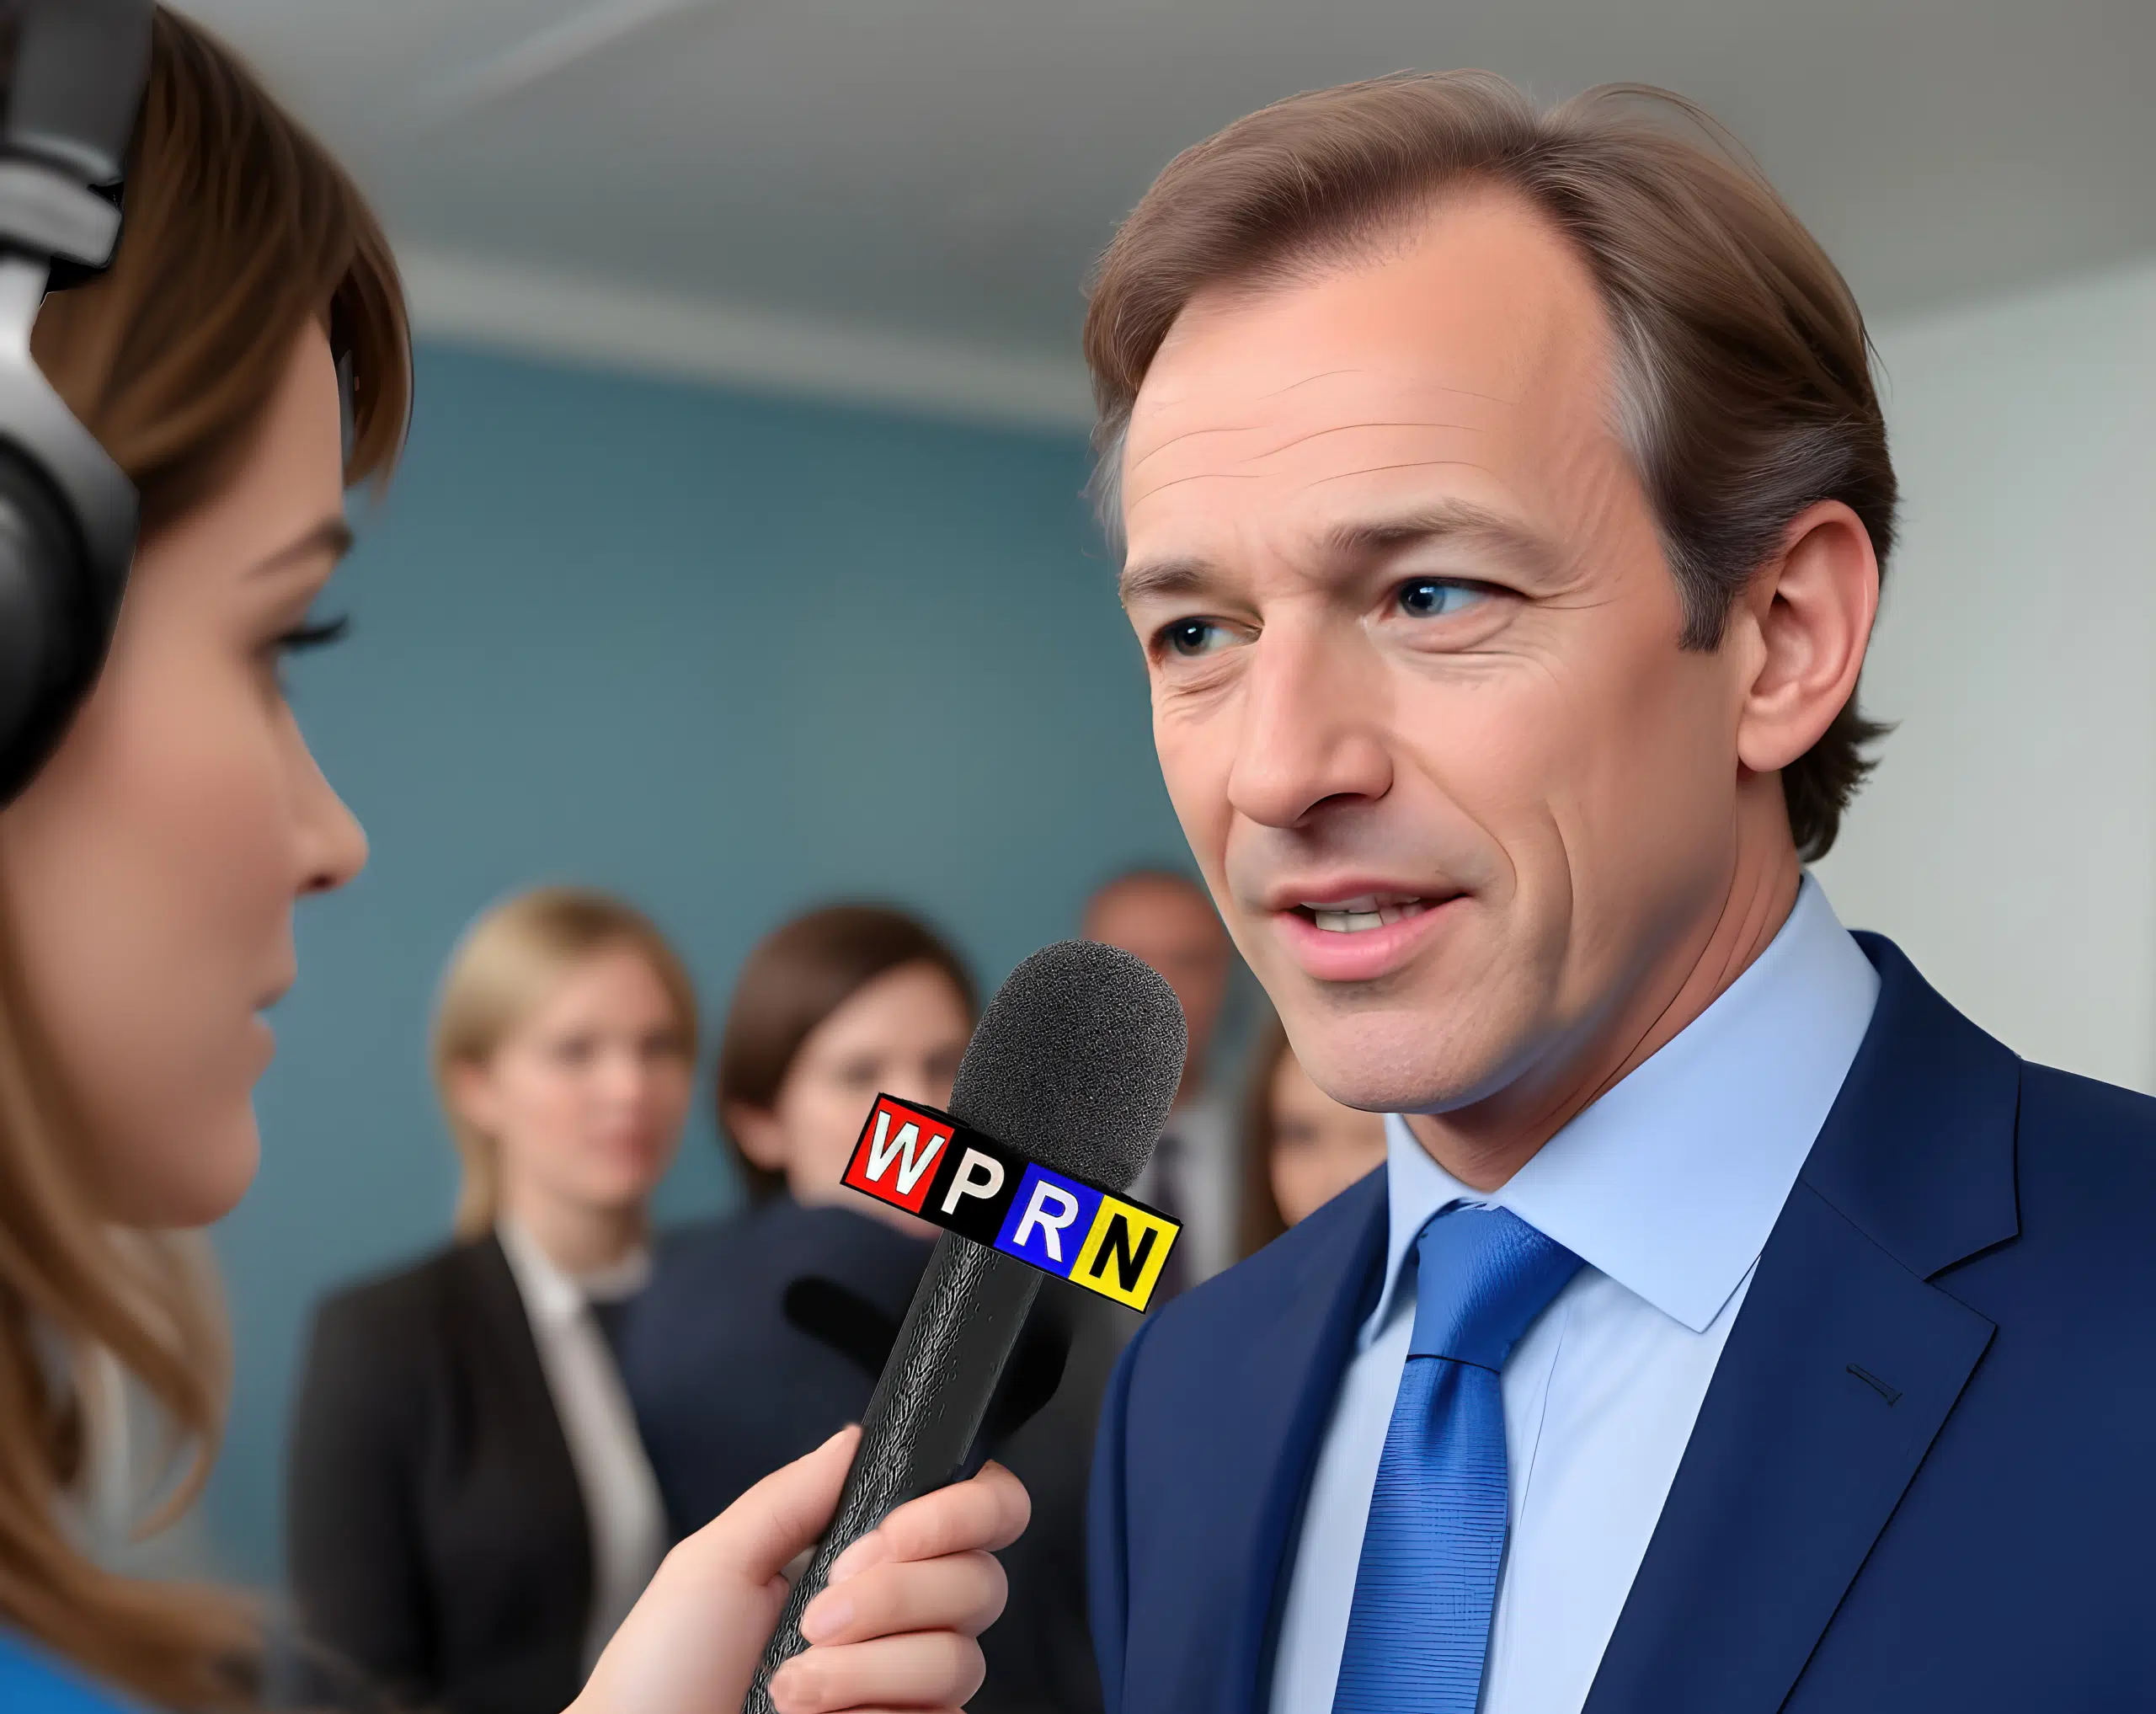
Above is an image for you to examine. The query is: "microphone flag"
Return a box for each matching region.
[841,1092,1181,1311]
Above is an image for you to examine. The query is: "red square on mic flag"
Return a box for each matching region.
[842,1096,956,1215]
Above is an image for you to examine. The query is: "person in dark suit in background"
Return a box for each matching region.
[287,889,698,1714]
[1080,870,1239,1297]
[621,904,1100,1714]
[621,904,974,1537]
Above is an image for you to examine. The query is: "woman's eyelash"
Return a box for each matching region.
[279,614,351,653]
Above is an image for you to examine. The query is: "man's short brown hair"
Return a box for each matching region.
[1084,72,1894,861]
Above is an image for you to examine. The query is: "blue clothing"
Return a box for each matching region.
[1274,876,1879,1712]
[0,1634,137,1714]
[1332,1209,1581,1714]
[620,1198,933,1540]
[1090,928,2156,1713]
[620,1195,1107,1714]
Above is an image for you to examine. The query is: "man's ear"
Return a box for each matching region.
[726,1102,789,1172]
[1733,499,1880,775]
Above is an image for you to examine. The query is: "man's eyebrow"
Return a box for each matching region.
[1117,556,1221,608]
[1321,500,1561,576]
[249,515,354,578]
[1117,503,1561,607]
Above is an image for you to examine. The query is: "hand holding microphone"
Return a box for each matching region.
[746,940,1188,1710]
[569,1425,1029,1714]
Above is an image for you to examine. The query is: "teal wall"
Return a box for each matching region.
[208,344,1186,1583]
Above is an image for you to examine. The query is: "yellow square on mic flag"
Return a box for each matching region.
[1070,1198,1179,1309]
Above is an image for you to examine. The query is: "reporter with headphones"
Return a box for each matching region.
[0,7,1024,1713]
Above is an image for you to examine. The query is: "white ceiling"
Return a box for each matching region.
[184,0,2156,427]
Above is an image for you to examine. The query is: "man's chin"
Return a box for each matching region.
[1276,1000,1518,1121]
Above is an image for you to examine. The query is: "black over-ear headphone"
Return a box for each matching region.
[0,0,151,806]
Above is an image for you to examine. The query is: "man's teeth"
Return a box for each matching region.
[1305,897,1433,933]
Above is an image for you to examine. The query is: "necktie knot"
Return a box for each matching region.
[1409,1204,1581,1370]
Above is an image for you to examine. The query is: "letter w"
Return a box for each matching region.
[863,1111,946,1195]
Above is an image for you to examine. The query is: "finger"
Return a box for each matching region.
[828,1460,1030,1583]
[801,1550,1007,1646]
[691,1424,860,1592]
[768,1632,984,1714]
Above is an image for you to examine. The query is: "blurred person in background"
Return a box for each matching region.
[621,904,1098,1714]
[0,11,1022,1714]
[622,903,974,1536]
[1079,869,1239,1296]
[286,888,700,1714]
[1236,1014,1390,1257]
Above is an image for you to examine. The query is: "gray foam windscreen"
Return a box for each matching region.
[948,939,1187,1193]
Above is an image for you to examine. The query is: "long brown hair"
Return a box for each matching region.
[432,888,701,1241]
[1085,72,1896,861]
[2,9,409,1709]
[715,905,975,1203]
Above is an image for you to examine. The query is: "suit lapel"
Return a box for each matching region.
[1226,1177,1387,1714]
[449,1236,595,1622]
[1121,1173,1385,1714]
[1586,933,2020,1714]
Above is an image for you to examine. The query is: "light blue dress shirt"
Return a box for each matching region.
[1267,876,1881,1714]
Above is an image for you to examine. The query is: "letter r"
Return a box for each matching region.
[1013,1180,1081,1262]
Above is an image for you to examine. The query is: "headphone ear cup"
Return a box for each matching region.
[0,442,105,807]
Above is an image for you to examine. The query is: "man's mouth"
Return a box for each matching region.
[1292,892,1449,934]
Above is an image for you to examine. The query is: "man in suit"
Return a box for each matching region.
[1082,869,1241,1292]
[1085,71,2156,1714]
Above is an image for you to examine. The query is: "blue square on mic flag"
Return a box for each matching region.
[993,1163,1102,1280]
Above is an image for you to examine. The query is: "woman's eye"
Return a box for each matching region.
[265,613,350,695]
[279,613,351,654]
[1396,579,1486,620]
[1158,617,1228,659]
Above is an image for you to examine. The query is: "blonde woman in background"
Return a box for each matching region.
[287,889,699,1714]
[0,10,1023,1714]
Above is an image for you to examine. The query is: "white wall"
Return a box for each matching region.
[1813,257,2156,1092]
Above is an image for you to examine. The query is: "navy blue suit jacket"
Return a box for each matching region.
[620,1199,933,1540]
[1090,934,2156,1712]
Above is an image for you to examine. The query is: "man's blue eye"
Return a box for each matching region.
[1161,618,1224,658]
[1398,579,1485,619]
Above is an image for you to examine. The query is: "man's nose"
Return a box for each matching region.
[1226,621,1393,830]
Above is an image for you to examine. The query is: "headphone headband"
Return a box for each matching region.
[6,0,152,185]
[0,0,151,277]
[0,0,151,804]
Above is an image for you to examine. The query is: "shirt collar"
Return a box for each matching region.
[497,1218,653,1329]
[1371,875,1880,1341]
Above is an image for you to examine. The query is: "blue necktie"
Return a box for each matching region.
[1332,1204,1582,1713]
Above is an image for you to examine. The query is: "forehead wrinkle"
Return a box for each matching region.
[1302,457,1498,491]
[1129,370,1520,472]
[1128,418,1492,495]
[1124,467,1270,508]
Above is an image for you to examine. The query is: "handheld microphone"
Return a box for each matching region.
[744,939,1187,1709]
[781,1275,1075,1444]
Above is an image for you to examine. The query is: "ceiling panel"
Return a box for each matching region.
[180,0,2156,387]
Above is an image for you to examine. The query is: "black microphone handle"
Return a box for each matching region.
[743,1232,1043,1713]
